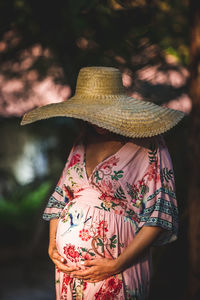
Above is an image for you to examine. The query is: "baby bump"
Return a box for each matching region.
[55,201,124,267]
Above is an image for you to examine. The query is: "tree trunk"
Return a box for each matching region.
[188,1,200,299]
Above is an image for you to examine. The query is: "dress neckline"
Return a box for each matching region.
[81,140,131,182]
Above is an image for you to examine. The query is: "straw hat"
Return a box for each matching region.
[20,66,186,137]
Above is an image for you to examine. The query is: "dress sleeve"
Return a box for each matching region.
[42,145,75,221]
[135,136,179,246]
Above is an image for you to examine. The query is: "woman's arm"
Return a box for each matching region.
[49,219,59,251]
[71,225,165,282]
[115,225,164,272]
[48,219,79,273]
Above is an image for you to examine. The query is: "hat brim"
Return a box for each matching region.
[20,95,186,138]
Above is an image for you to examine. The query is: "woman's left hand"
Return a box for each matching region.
[71,258,120,283]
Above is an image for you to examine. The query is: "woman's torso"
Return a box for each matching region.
[55,138,155,298]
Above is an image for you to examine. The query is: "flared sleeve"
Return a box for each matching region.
[42,145,75,221]
[135,136,179,246]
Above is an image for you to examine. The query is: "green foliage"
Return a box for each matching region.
[150,0,189,64]
[0,0,190,88]
[109,234,117,249]
[0,181,51,230]
[97,237,104,252]
[111,170,124,180]
[80,247,95,256]
[94,170,102,183]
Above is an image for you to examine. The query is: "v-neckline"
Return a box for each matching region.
[81,140,130,182]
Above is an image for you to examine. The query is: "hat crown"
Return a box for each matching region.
[75,67,125,99]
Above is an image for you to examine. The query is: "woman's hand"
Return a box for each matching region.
[48,245,80,274]
[48,219,80,274]
[71,258,121,283]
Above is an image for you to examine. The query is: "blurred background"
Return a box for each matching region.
[0,0,199,299]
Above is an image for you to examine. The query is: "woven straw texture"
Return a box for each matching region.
[20,66,186,138]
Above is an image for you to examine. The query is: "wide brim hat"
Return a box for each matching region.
[20,66,186,138]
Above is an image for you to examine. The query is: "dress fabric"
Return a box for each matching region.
[43,135,178,300]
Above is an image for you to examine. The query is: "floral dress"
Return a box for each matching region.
[43,135,178,300]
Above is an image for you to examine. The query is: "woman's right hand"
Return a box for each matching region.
[48,245,80,274]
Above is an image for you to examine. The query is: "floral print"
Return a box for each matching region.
[63,184,74,203]
[94,274,123,299]
[62,273,73,295]
[63,244,80,263]
[68,153,81,168]
[43,134,178,299]
[79,229,91,241]
[127,179,149,208]
[97,220,108,237]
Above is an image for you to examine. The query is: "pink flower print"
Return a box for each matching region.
[138,179,144,186]
[155,171,160,182]
[97,220,108,236]
[99,193,111,202]
[68,154,81,168]
[101,156,120,170]
[63,244,80,262]
[83,281,87,290]
[114,209,123,215]
[104,195,114,202]
[82,252,93,261]
[61,273,73,294]
[56,266,61,273]
[147,164,156,181]
[94,275,122,299]
[107,277,122,294]
[79,229,91,241]
[102,165,112,176]
[101,194,127,210]
[145,160,160,183]
[99,193,120,204]
[101,179,113,194]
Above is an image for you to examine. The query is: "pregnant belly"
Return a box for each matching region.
[55,188,104,267]
[55,187,134,268]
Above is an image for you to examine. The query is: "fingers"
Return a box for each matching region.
[49,249,79,274]
[83,260,95,267]
[83,258,112,267]
[53,258,66,270]
[71,268,94,277]
[53,258,80,273]
[85,279,101,283]
[73,275,105,282]
[72,274,92,280]
[83,259,102,267]
[51,250,66,263]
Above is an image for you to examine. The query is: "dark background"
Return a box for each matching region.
[0,1,199,299]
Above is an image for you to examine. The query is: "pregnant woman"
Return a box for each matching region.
[21,67,185,299]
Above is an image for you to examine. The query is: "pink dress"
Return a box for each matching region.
[43,135,178,300]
